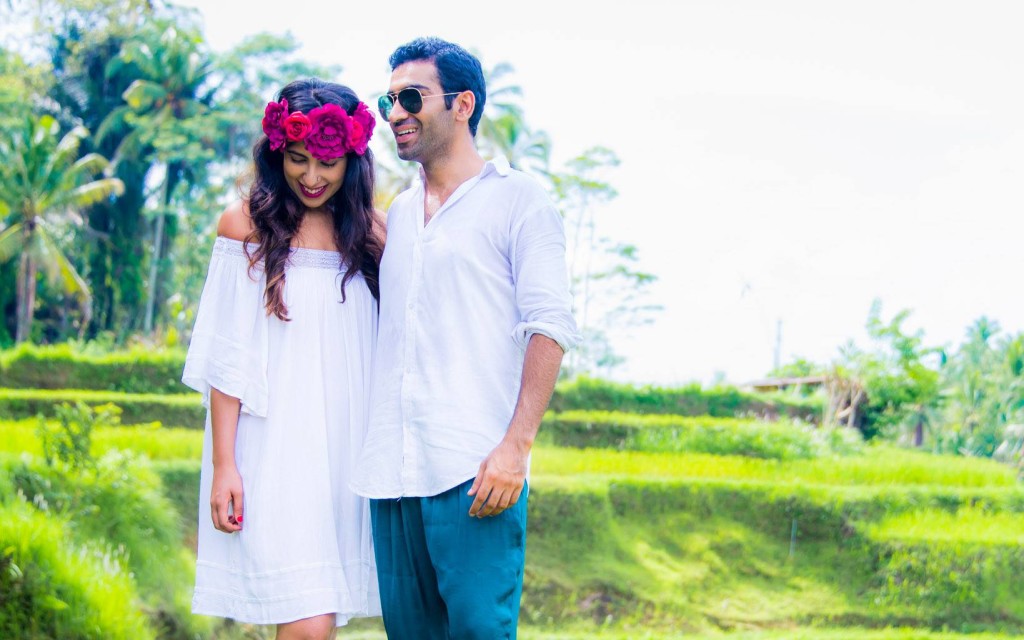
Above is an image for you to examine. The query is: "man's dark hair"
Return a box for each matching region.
[389,37,486,137]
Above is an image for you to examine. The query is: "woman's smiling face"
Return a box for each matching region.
[282,141,347,211]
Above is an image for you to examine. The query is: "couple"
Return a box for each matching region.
[181,37,579,640]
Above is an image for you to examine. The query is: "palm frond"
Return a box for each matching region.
[123,79,169,111]
[52,126,89,166]
[65,178,126,208]
[96,105,133,146]
[69,153,111,177]
[0,222,24,263]
[36,224,93,304]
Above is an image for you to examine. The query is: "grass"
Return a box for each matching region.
[0,501,155,639]
[532,445,1019,488]
[337,629,1022,640]
[868,507,1024,545]
[6,411,1024,636]
[0,418,203,460]
[541,411,863,460]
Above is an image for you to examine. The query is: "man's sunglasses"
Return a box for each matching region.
[377,88,462,120]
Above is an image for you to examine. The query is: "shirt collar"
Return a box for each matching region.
[482,155,512,178]
[415,155,511,190]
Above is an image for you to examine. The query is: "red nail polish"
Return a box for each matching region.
[237,516,243,523]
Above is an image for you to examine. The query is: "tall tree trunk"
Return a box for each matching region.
[143,173,170,334]
[15,248,37,343]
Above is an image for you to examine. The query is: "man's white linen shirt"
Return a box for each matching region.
[351,156,579,499]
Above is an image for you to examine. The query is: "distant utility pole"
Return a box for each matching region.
[773,318,783,372]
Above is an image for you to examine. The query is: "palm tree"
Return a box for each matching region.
[0,114,124,342]
[98,22,215,334]
[476,61,552,175]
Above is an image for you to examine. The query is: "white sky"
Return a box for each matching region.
[177,0,1024,385]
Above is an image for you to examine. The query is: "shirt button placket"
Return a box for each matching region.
[399,236,424,491]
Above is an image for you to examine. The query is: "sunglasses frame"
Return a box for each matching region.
[378,88,463,120]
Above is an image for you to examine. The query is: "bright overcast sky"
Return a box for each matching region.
[177,0,1024,385]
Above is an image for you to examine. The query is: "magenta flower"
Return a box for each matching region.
[306,104,351,162]
[262,98,289,150]
[348,102,375,156]
[262,96,374,160]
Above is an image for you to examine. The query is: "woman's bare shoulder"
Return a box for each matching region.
[216,201,255,241]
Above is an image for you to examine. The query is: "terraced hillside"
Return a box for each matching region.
[1,348,1021,638]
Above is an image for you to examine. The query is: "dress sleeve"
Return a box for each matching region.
[181,237,270,418]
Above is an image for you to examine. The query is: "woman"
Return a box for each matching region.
[182,78,382,639]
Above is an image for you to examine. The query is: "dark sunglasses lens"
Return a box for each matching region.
[398,88,423,114]
[377,95,393,119]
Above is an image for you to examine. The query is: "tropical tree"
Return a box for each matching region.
[552,147,661,375]
[476,61,551,174]
[940,318,1024,458]
[98,20,217,334]
[0,114,123,342]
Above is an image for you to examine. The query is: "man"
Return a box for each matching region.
[351,37,579,639]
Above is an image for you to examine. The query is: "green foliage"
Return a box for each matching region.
[35,401,118,471]
[532,444,1020,489]
[0,387,204,427]
[868,507,1024,546]
[551,376,822,422]
[542,410,861,459]
[939,318,1024,460]
[0,342,188,393]
[0,501,154,640]
[4,451,203,637]
[1,419,203,461]
[152,459,201,535]
[836,301,943,440]
[871,539,1024,622]
[0,112,124,343]
[553,147,661,376]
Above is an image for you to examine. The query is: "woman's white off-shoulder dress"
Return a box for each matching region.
[182,237,380,625]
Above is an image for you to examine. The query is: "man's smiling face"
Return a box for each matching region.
[386,60,457,164]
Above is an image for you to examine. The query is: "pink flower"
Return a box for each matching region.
[306,103,351,162]
[262,98,289,150]
[262,96,375,160]
[283,112,312,142]
[348,102,376,156]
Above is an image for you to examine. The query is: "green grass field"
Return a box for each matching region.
[4,410,1024,638]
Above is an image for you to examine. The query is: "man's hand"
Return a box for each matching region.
[211,465,244,533]
[467,438,529,518]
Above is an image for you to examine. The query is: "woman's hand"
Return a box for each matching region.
[211,464,244,533]
[209,387,243,533]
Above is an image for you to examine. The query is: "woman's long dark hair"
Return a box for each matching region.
[244,78,381,320]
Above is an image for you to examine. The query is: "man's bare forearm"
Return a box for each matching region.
[504,334,564,451]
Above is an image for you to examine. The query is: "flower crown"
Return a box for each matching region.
[261,97,375,161]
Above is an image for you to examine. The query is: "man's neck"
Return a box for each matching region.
[421,137,486,202]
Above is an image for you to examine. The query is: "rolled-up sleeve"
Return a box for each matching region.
[509,203,581,352]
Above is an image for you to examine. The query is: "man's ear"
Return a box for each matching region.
[453,90,476,124]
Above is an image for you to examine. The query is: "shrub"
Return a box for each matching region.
[0,343,187,393]
[0,388,205,427]
[5,452,204,637]
[154,459,202,536]
[550,376,823,422]
[0,501,154,640]
[540,411,862,459]
[871,539,1024,624]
